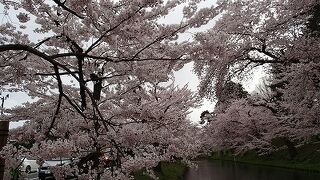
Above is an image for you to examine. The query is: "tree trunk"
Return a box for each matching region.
[0,121,9,180]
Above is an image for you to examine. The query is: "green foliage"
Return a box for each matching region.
[134,161,187,180]
[271,137,287,148]
[11,139,35,149]
[209,140,320,173]
[133,169,153,180]
[9,167,21,180]
[270,137,298,159]
[157,161,186,180]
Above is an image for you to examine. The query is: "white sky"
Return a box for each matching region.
[1,0,266,128]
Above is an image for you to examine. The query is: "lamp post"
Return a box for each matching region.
[0,95,9,180]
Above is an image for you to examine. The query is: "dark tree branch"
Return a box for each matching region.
[46,65,63,136]
[245,56,301,64]
[85,73,125,83]
[125,55,186,62]
[0,44,113,129]
[130,25,188,60]
[267,9,309,31]
[33,71,79,76]
[34,35,63,49]
[250,47,279,60]
[247,59,283,64]
[51,52,187,62]
[0,43,188,139]
[62,34,87,110]
[85,6,144,54]
[77,57,87,110]
[62,93,87,119]
[63,34,83,53]
[252,103,278,114]
[52,0,84,19]
[232,61,253,75]
[51,53,114,61]
[0,44,88,113]
[0,44,60,66]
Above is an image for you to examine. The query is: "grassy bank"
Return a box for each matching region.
[134,161,187,180]
[209,142,320,172]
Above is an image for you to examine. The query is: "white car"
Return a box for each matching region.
[20,157,39,173]
[38,159,76,180]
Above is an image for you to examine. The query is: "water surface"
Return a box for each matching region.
[184,160,320,180]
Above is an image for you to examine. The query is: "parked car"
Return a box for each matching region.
[38,158,77,180]
[20,157,39,173]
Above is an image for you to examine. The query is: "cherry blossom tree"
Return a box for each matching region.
[191,0,320,154]
[191,0,319,98]
[199,81,276,154]
[202,98,277,154]
[0,0,224,179]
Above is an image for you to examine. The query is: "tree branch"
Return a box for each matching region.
[52,0,84,19]
[85,6,144,54]
[250,47,279,60]
[45,65,63,136]
[130,25,188,60]
[33,71,79,76]
[51,52,187,62]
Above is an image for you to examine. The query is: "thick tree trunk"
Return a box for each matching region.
[0,121,9,180]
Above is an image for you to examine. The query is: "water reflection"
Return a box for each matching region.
[184,160,320,180]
